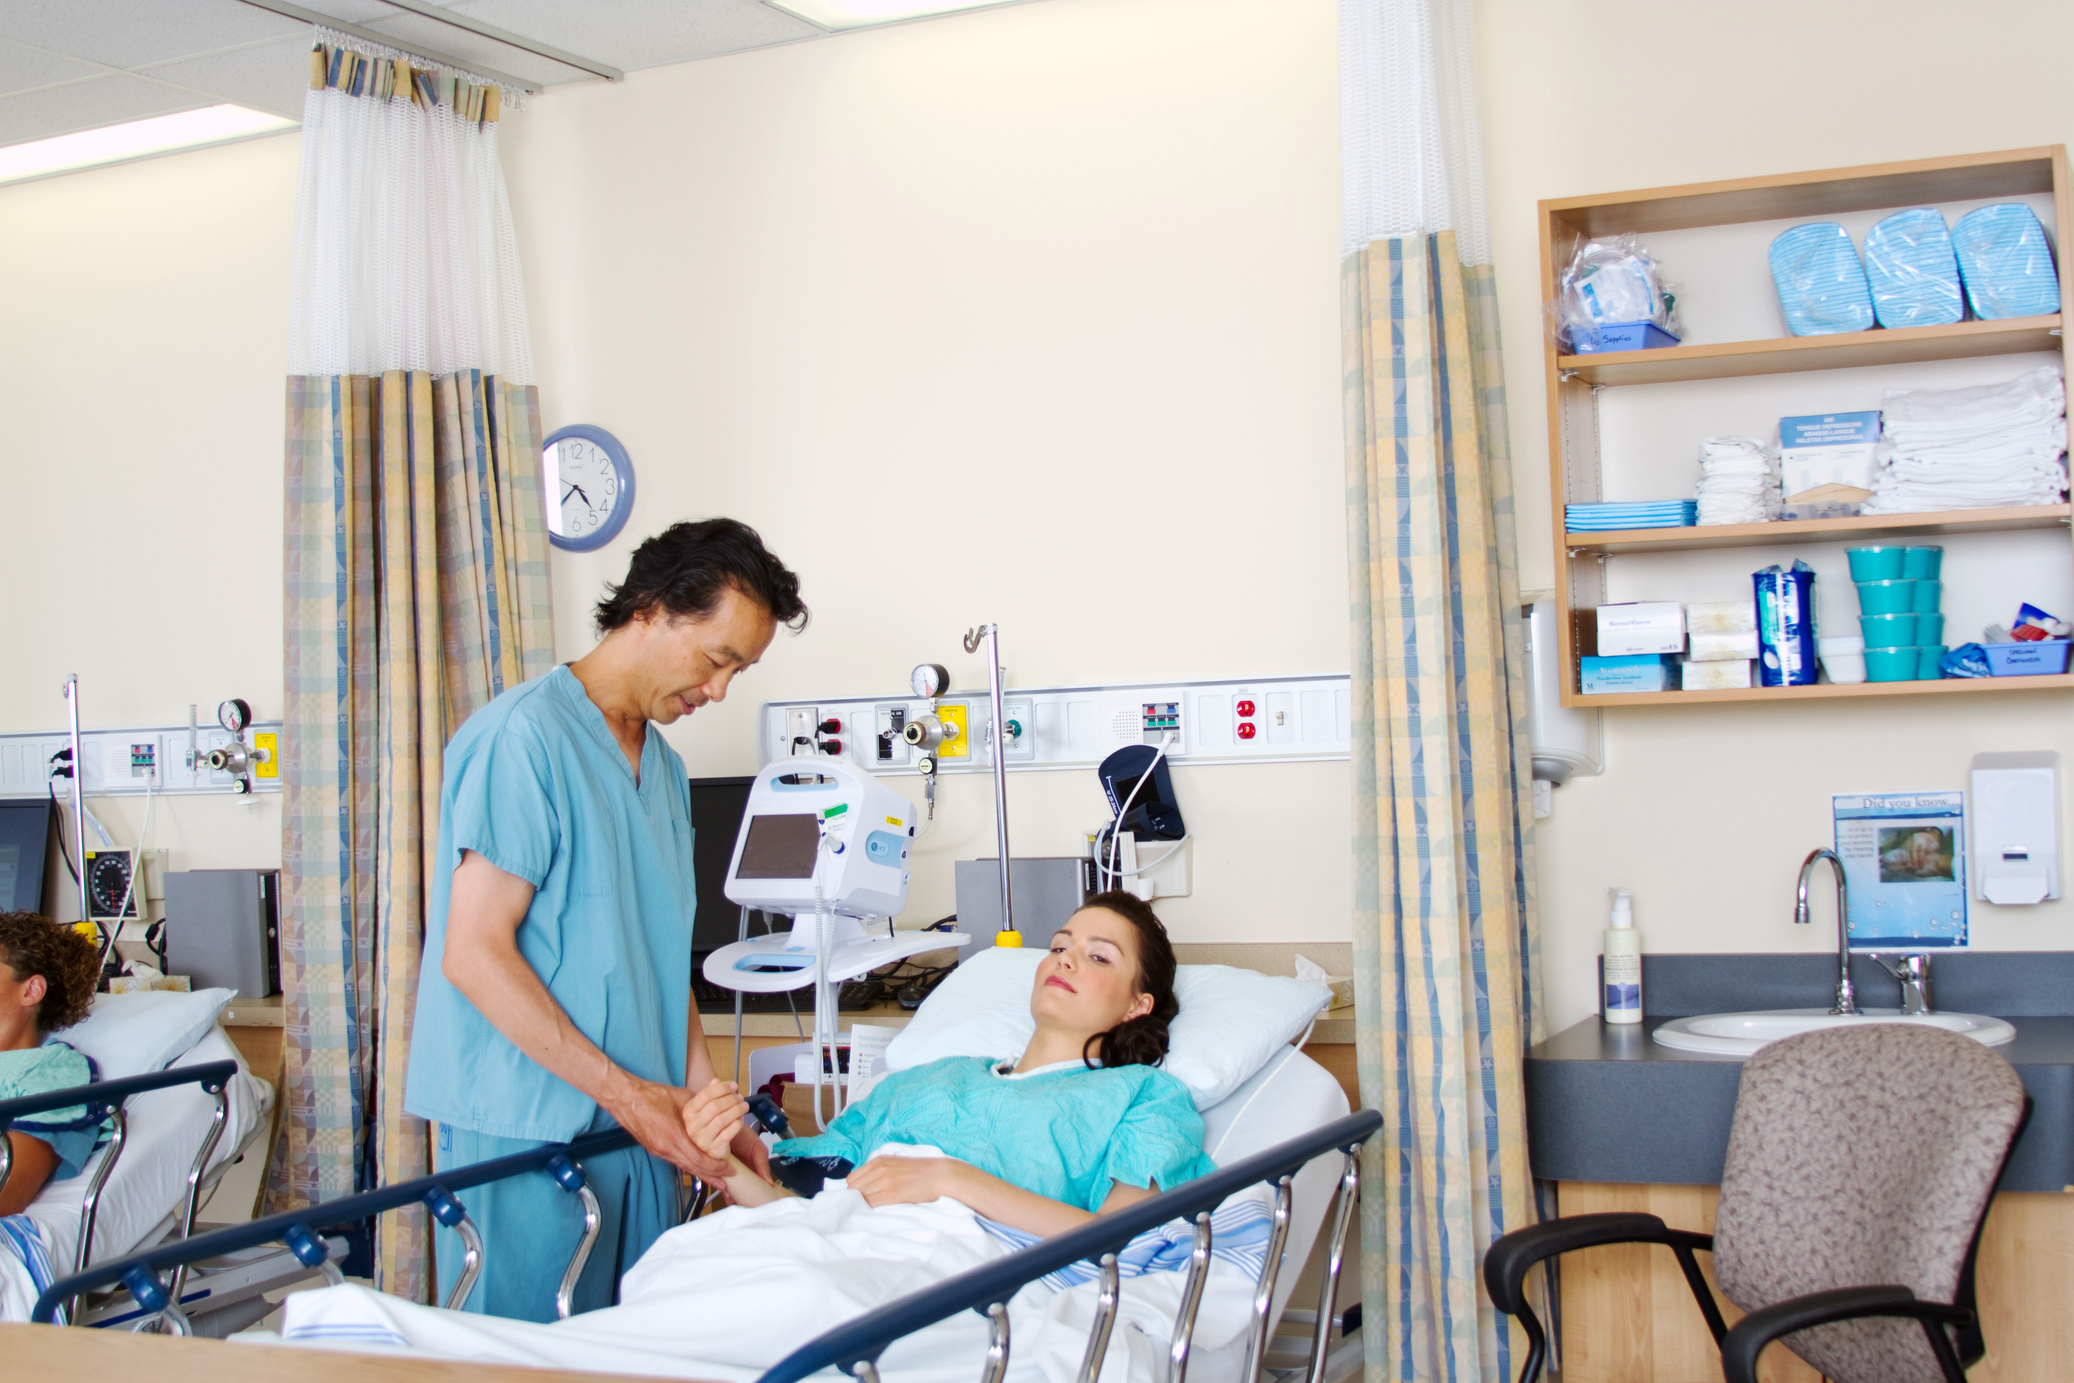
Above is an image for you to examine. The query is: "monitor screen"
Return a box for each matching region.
[735,813,821,880]
[0,799,53,914]
[689,776,756,953]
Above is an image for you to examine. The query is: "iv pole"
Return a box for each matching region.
[963,624,1015,944]
[63,676,91,947]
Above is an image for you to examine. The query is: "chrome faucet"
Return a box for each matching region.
[1870,953,1934,1015]
[1794,848,1859,1016]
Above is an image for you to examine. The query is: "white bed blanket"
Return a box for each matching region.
[278,1183,1271,1383]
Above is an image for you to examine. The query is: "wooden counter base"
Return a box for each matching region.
[1555,1181,2074,1383]
[1,1321,713,1383]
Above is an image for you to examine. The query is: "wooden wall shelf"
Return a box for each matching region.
[1558,315,2061,387]
[1563,504,2072,555]
[1542,146,2074,708]
[1576,672,2074,709]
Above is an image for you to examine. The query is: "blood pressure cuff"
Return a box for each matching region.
[768,1153,853,1198]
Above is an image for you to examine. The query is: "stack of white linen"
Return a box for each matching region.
[1694,436,1780,525]
[1863,366,2069,514]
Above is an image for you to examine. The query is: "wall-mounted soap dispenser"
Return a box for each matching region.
[1971,751,2060,905]
[1526,599,1603,789]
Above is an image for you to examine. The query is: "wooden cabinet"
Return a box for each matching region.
[1553,1181,2074,1383]
[1541,148,2074,707]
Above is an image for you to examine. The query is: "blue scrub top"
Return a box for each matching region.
[405,665,695,1142]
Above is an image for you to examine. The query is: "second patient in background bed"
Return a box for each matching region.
[682,890,1215,1238]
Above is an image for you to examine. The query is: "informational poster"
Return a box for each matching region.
[1833,791,1968,948]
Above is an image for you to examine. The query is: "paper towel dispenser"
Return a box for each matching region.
[1526,599,1602,784]
[1971,751,2059,905]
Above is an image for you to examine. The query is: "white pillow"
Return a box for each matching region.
[52,988,236,1082]
[883,946,1330,1110]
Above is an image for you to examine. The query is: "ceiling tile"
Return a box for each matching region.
[0,37,102,95]
[143,35,311,120]
[0,0,306,70]
[0,72,208,145]
[441,0,819,72]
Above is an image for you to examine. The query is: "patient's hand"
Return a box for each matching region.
[847,1154,964,1209]
[683,1080,751,1161]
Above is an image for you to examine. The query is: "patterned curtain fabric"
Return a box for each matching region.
[1343,230,1540,1383]
[271,369,551,1299]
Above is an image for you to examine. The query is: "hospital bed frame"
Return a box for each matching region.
[1,1060,238,1321]
[32,1126,639,1333]
[44,1109,1381,1383]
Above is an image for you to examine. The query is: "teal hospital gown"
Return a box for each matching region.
[0,1042,112,1181]
[776,1056,1216,1211]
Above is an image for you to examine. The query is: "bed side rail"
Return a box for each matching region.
[759,1107,1382,1383]
[33,1124,638,1327]
[1,1059,241,1300]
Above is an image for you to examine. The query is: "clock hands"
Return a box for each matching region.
[563,482,593,511]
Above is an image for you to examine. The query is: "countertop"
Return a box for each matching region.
[1524,952,2074,1192]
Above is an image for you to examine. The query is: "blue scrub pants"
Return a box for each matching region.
[433,1110,678,1322]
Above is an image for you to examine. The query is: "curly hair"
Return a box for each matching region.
[1074,891,1180,1071]
[0,911,101,1035]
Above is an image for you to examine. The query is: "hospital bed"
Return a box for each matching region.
[41,1044,1375,1383]
[1,1023,277,1331]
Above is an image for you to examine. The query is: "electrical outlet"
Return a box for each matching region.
[786,706,818,757]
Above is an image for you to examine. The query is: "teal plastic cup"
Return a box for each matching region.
[1918,645,1948,679]
[1846,546,1909,582]
[1861,612,1920,645]
[1903,546,1943,580]
[1916,613,1944,646]
[1911,580,1942,613]
[1865,646,1921,682]
[1856,579,1917,614]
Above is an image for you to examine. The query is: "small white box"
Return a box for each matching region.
[1595,602,1687,657]
[1681,659,1753,690]
[1688,630,1760,662]
[1686,600,1756,635]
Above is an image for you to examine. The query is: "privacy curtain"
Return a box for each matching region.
[268,36,550,1304]
[1340,4,1541,1382]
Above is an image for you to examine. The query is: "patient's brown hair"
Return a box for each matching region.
[0,912,101,1035]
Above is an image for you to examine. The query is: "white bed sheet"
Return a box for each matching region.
[273,1048,1352,1383]
[1,1025,273,1320]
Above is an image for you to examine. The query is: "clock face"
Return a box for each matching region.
[542,426,635,551]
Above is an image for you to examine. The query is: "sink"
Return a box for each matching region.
[1652,1008,2017,1057]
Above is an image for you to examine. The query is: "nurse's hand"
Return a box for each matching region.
[847,1154,963,1208]
[606,1074,730,1181]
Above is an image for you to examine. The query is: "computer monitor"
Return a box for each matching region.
[0,798,54,914]
[688,775,759,952]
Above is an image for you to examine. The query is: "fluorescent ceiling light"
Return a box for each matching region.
[766,0,1022,31]
[0,104,298,187]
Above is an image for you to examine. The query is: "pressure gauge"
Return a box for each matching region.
[85,850,138,921]
[910,663,949,699]
[218,698,252,734]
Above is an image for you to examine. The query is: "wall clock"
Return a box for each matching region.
[543,424,636,552]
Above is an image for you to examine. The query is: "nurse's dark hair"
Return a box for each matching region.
[1074,891,1180,1071]
[0,911,101,1036]
[594,518,809,634]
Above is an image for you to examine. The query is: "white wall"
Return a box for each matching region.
[1480,0,2074,1030]
[0,134,300,916]
[502,0,1351,941]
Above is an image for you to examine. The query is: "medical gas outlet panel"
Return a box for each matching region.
[759,674,1352,775]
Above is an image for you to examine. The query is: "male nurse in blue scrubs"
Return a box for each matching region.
[406,517,807,1320]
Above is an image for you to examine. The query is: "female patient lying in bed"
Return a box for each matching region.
[0,912,111,1215]
[682,890,1214,1238]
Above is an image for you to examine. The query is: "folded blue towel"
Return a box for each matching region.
[1864,209,1965,330]
[1769,222,1875,336]
[1952,204,2060,320]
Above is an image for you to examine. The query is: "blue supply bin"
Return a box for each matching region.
[1568,321,1682,355]
[1983,640,2073,676]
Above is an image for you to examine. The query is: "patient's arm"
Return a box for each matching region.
[683,1080,798,1209]
[0,1130,59,1217]
[847,1156,1159,1238]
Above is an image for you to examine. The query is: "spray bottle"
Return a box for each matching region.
[1603,888,1642,1024]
